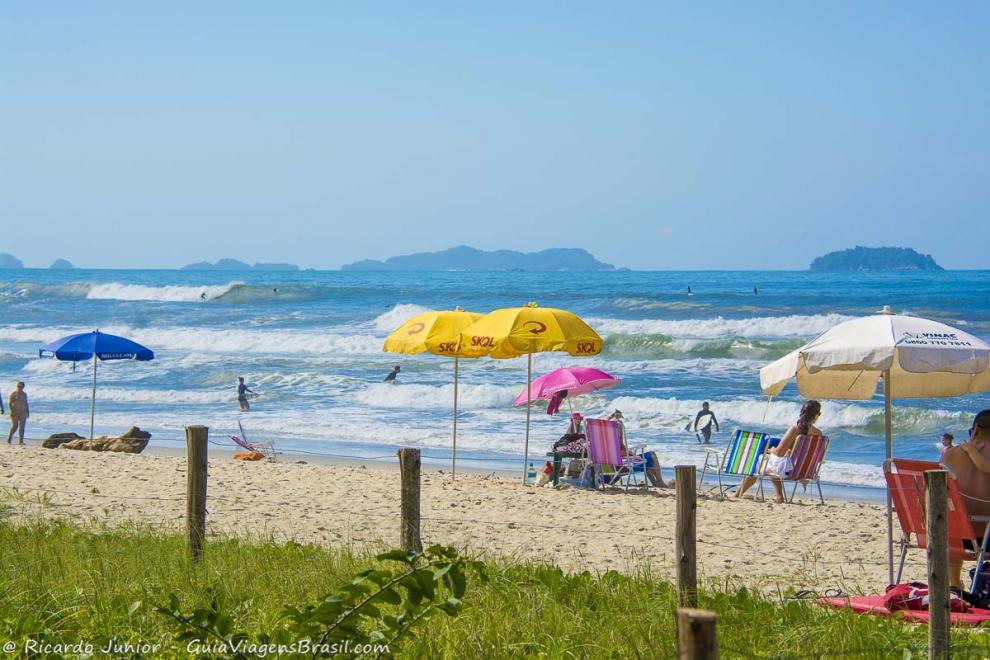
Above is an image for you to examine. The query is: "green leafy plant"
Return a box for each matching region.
[156,545,484,658]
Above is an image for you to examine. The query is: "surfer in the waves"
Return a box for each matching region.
[384,365,401,384]
[692,402,719,444]
[237,376,257,411]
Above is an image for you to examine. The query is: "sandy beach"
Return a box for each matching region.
[0,444,923,593]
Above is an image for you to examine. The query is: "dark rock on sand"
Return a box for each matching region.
[42,432,86,449]
[57,426,151,454]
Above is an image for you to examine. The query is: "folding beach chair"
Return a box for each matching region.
[228,420,277,460]
[584,418,649,493]
[885,458,990,591]
[759,433,830,504]
[699,429,770,497]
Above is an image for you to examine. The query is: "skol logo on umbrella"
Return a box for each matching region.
[524,321,547,335]
[407,322,426,335]
[575,342,599,355]
[436,342,458,353]
[470,336,496,347]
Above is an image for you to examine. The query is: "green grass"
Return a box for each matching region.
[0,518,986,658]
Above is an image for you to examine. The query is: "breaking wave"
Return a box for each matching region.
[603,333,804,360]
[86,281,243,302]
[591,313,855,339]
[352,382,519,410]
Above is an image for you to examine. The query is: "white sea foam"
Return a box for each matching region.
[27,384,231,405]
[85,282,243,302]
[589,313,856,339]
[605,395,969,435]
[352,382,519,410]
[0,325,382,356]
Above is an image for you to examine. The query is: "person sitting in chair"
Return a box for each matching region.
[941,410,990,589]
[608,410,669,488]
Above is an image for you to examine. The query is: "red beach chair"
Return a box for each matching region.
[885,458,990,590]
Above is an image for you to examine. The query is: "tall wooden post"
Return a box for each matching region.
[676,464,698,608]
[185,425,209,561]
[925,470,950,660]
[677,608,719,660]
[452,357,459,480]
[399,448,422,552]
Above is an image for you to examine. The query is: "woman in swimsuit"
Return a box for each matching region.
[736,400,822,503]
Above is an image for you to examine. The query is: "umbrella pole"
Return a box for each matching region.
[90,353,98,440]
[884,368,894,586]
[452,356,459,481]
[523,353,532,484]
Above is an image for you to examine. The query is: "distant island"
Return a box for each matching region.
[0,253,24,269]
[810,247,943,271]
[342,246,616,271]
[182,258,299,271]
[50,258,76,269]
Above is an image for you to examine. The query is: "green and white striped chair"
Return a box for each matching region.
[699,429,770,497]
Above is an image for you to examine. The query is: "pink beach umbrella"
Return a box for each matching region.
[512,366,620,412]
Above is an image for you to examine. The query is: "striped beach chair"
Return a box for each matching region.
[700,429,770,496]
[760,434,830,504]
[584,418,649,493]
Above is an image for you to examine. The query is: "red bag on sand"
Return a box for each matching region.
[234,451,265,461]
[883,582,970,612]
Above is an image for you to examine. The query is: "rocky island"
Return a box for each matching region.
[0,253,24,269]
[342,246,616,271]
[810,247,943,271]
[182,258,299,271]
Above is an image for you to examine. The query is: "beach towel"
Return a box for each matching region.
[883,582,969,613]
[234,451,265,461]
[818,595,990,626]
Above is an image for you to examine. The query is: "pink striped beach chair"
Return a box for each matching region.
[228,421,277,460]
[699,429,770,497]
[759,434,830,504]
[584,418,649,493]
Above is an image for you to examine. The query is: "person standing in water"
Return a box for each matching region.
[384,365,401,384]
[237,376,256,411]
[7,381,29,445]
[692,402,719,444]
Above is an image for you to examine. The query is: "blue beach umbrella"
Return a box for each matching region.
[39,330,155,439]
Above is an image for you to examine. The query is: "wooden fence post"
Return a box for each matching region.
[398,448,422,552]
[925,470,950,660]
[185,425,209,561]
[676,464,698,608]
[677,608,718,659]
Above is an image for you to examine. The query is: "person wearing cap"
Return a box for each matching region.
[941,410,990,588]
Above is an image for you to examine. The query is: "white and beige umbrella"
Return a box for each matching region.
[760,306,990,584]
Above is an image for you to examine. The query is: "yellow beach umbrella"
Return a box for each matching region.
[460,302,603,483]
[383,307,483,479]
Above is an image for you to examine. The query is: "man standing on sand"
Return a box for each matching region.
[941,410,990,588]
[237,376,256,412]
[7,381,29,445]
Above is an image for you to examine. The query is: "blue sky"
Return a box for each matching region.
[1,2,987,270]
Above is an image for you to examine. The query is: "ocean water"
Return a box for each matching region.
[1,268,988,492]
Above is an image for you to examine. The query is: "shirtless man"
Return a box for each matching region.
[941,409,990,588]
